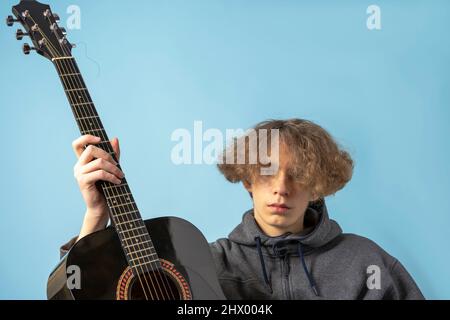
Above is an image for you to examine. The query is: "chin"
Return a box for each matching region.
[266,214,291,227]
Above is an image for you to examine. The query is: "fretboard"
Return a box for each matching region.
[52,56,159,275]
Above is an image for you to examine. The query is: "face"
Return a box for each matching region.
[244,145,317,237]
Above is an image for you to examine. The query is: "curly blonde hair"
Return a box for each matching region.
[217,118,354,199]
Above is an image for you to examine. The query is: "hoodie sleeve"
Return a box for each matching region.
[384,259,425,300]
[60,236,78,259]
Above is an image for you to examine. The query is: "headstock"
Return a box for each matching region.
[7,0,75,60]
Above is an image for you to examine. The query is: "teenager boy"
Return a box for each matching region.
[61,118,424,299]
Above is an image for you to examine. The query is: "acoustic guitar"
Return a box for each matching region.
[7,0,226,300]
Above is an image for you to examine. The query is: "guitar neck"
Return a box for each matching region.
[52,56,160,274]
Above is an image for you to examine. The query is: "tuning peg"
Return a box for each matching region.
[16,29,29,40]
[60,27,67,35]
[6,15,19,27]
[44,9,60,22]
[22,43,36,55]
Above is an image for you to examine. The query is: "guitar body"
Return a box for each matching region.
[47,216,226,300]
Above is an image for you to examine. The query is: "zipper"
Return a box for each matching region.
[281,255,291,299]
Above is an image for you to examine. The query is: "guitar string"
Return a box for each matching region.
[32,13,176,298]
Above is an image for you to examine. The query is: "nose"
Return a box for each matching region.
[272,171,289,197]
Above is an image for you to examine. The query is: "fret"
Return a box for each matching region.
[66,92,91,106]
[116,218,141,227]
[79,120,102,128]
[117,225,147,233]
[73,102,95,107]
[129,254,158,262]
[126,246,156,256]
[121,234,151,246]
[82,128,104,133]
[107,194,130,203]
[61,72,81,77]
[108,199,134,209]
[120,232,155,247]
[108,201,136,209]
[119,229,151,240]
[132,259,160,267]
[104,182,128,190]
[67,89,89,99]
[112,208,139,218]
[52,56,74,61]
[121,233,149,242]
[128,256,159,267]
[72,102,95,107]
[65,88,87,92]
[81,131,106,138]
[79,119,100,127]
[106,192,133,200]
[122,240,150,250]
[123,239,152,249]
[75,115,100,121]
[70,100,95,114]
[113,212,139,220]
[80,130,106,139]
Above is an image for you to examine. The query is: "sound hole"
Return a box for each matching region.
[129,270,181,300]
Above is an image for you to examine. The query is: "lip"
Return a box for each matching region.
[268,203,290,208]
[268,203,291,213]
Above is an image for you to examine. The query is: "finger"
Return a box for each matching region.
[78,157,124,179]
[111,137,120,162]
[79,169,122,186]
[72,135,102,158]
[78,144,117,166]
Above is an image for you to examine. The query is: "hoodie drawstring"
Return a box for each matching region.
[254,236,319,297]
[255,236,273,294]
[296,242,319,296]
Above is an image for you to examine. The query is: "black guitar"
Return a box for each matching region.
[8,0,226,300]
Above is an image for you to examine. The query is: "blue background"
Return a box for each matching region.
[1,0,449,299]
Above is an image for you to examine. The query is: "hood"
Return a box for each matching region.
[228,198,342,248]
[228,199,342,297]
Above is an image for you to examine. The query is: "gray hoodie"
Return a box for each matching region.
[60,200,425,300]
[208,200,425,299]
